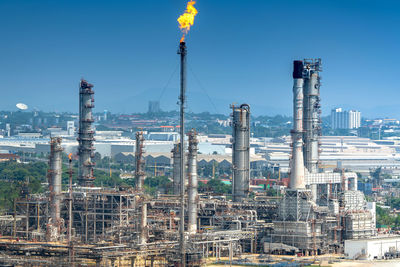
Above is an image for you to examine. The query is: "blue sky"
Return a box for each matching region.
[0,0,399,117]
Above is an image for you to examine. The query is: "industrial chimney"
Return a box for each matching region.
[231,104,250,202]
[47,137,63,241]
[187,129,198,234]
[289,61,306,189]
[77,79,95,187]
[135,131,146,191]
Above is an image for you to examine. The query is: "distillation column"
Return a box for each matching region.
[231,104,250,202]
[303,59,322,174]
[139,202,147,245]
[172,143,181,195]
[78,79,95,186]
[135,132,146,191]
[187,129,198,234]
[47,137,63,241]
[290,61,306,189]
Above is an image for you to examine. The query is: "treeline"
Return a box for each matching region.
[0,160,235,213]
[377,197,400,229]
[0,161,48,211]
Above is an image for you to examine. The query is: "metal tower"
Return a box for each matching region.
[47,137,63,241]
[302,59,322,174]
[78,79,95,187]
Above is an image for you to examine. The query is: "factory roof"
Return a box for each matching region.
[345,235,400,242]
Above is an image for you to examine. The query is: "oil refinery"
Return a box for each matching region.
[0,1,394,267]
[0,54,379,266]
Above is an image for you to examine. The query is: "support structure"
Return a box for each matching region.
[187,129,198,235]
[135,131,146,191]
[231,104,250,202]
[47,137,63,241]
[78,79,95,187]
[178,41,187,267]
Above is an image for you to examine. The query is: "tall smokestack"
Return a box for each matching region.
[231,104,250,202]
[303,59,322,174]
[187,129,198,234]
[290,61,306,189]
[47,137,63,241]
[172,143,182,195]
[178,41,187,265]
[78,79,95,187]
[135,131,146,191]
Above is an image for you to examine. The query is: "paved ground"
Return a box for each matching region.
[331,260,400,267]
[206,255,400,267]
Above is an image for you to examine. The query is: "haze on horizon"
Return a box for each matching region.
[0,0,399,118]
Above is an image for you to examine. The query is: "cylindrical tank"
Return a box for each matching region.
[232,104,250,202]
[187,129,198,234]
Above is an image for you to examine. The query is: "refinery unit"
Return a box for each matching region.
[0,5,378,267]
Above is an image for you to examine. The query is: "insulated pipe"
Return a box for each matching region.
[290,61,306,189]
[187,129,198,234]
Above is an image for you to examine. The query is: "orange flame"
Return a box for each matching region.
[68,153,72,160]
[177,1,198,42]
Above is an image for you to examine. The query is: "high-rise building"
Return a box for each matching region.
[67,121,75,136]
[148,101,161,113]
[331,108,361,129]
[348,110,361,129]
[103,110,108,121]
[5,124,10,137]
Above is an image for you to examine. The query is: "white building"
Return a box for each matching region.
[67,121,75,136]
[345,236,400,260]
[331,108,361,129]
[349,110,361,129]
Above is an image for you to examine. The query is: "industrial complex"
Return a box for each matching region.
[0,2,399,267]
[0,53,387,266]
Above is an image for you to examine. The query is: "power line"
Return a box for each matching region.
[188,64,219,114]
[158,63,179,102]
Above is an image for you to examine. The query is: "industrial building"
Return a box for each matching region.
[345,236,400,260]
